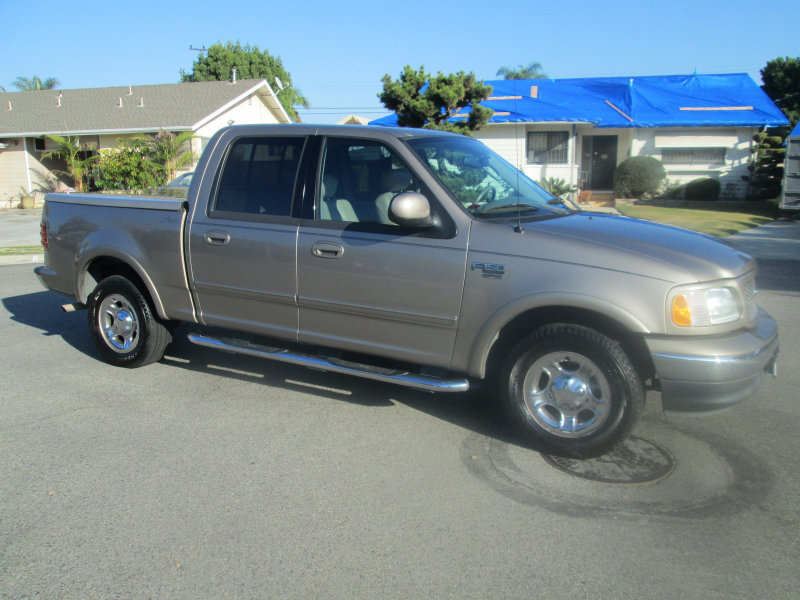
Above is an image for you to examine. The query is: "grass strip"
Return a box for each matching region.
[617,206,775,237]
[0,246,43,256]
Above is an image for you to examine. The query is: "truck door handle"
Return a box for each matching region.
[203,230,230,246]
[311,241,344,259]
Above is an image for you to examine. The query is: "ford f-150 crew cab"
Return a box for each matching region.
[34,125,779,456]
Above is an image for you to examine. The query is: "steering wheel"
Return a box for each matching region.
[474,186,496,205]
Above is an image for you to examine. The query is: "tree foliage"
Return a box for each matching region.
[761,56,800,131]
[93,137,167,191]
[180,40,309,122]
[151,130,196,182]
[13,76,59,91]
[378,65,494,137]
[42,135,97,192]
[496,62,548,80]
[745,133,785,200]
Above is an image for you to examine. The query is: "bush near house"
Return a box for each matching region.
[684,178,721,201]
[613,156,666,199]
[93,137,166,191]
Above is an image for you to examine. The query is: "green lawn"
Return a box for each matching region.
[616,204,777,237]
[0,245,43,256]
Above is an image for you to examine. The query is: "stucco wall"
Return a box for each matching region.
[632,127,756,198]
[475,123,580,187]
[0,138,62,207]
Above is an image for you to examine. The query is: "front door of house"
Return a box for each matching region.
[587,136,618,190]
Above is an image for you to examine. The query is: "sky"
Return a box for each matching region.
[2,0,798,124]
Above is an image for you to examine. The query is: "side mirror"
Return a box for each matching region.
[389,193,435,228]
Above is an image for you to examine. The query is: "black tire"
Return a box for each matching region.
[87,275,172,368]
[500,323,643,457]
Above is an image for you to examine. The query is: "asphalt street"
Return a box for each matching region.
[2,249,800,598]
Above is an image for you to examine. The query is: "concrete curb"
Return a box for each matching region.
[0,254,44,266]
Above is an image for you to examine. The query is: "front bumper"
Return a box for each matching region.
[645,309,779,416]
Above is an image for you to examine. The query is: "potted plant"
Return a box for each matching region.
[14,186,35,209]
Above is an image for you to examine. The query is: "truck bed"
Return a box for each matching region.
[38,193,195,322]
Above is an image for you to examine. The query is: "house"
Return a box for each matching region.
[0,78,291,206]
[371,74,789,202]
[336,114,370,125]
[782,122,800,211]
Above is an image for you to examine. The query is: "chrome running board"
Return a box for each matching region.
[187,331,470,393]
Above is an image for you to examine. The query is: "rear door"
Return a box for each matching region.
[296,135,469,368]
[188,134,307,340]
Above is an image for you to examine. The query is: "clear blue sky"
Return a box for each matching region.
[2,0,798,124]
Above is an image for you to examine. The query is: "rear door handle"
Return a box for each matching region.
[311,241,344,259]
[203,230,230,246]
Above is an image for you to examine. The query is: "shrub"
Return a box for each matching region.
[684,177,721,201]
[613,156,666,199]
[657,178,685,199]
[539,177,577,197]
[93,137,166,191]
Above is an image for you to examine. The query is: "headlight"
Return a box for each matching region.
[672,288,740,327]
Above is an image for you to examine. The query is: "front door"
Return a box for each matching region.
[587,136,618,190]
[295,136,469,368]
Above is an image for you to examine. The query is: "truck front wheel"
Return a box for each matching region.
[501,323,643,457]
[87,275,172,368]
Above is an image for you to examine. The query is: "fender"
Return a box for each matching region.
[466,292,651,378]
[75,245,168,320]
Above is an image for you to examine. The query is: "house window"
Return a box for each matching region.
[34,138,46,151]
[661,147,726,165]
[527,132,568,164]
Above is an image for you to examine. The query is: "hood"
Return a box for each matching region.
[476,213,755,283]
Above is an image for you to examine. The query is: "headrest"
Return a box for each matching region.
[321,174,338,198]
[380,169,411,193]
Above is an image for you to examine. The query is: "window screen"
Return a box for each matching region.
[527,132,568,164]
[213,136,305,217]
[661,147,726,165]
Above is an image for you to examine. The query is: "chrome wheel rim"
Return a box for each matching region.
[98,294,140,353]
[522,351,612,438]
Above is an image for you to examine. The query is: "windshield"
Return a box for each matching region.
[405,136,570,217]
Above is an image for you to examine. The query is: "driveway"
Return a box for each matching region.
[1,256,799,598]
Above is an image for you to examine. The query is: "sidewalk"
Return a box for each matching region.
[726,220,800,262]
[0,209,44,265]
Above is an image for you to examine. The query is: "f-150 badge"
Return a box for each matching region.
[471,262,505,279]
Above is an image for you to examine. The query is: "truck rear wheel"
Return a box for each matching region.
[87,275,171,368]
[501,323,643,457]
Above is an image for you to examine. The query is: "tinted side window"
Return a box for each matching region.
[213,137,305,218]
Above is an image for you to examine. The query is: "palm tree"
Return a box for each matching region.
[13,76,60,91]
[151,130,197,182]
[42,135,97,192]
[496,62,548,80]
[274,83,310,123]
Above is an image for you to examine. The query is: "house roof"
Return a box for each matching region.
[371,73,789,129]
[0,79,290,137]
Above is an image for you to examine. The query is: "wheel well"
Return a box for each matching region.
[82,258,150,304]
[484,306,655,384]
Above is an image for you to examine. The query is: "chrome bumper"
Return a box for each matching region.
[646,310,779,416]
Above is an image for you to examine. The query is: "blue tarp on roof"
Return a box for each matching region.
[790,122,800,137]
[370,74,789,129]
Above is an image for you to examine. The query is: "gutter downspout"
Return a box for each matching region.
[23,138,32,194]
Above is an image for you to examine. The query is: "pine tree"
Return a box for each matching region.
[378,66,493,137]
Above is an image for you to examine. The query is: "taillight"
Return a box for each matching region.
[40,221,49,250]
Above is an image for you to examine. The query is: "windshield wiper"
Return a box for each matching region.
[479,203,540,214]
